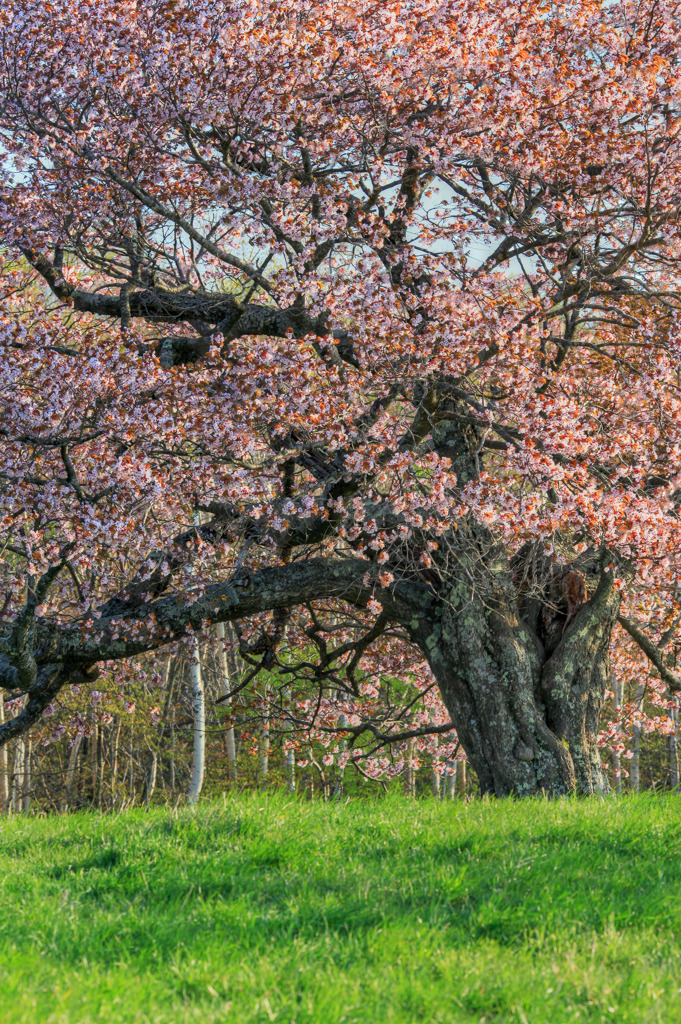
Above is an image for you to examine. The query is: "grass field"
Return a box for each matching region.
[1,794,680,1023]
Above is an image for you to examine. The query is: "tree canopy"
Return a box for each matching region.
[2,0,681,795]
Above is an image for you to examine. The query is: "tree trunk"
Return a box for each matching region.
[444,760,457,800]
[62,734,82,811]
[145,749,158,805]
[631,722,642,793]
[216,622,238,782]
[111,720,121,808]
[612,676,622,794]
[630,683,646,793]
[128,717,135,802]
[0,694,8,812]
[11,738,24,813]
[670,703,679,790]
[430,759,441,799]
[416,541,620,797]
[405,737,416,797]
[170,703,176,794]
[332,714,348,799]
[187,635,205,805]
[22,737,31,813]
[259,712,270,786]
[286,746,296,793]
[91,721,100,808]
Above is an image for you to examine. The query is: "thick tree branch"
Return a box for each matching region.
[44,558,434,665]
[617,614,681,692]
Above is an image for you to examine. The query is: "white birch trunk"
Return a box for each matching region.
[187,635,205,806]
[286,747,296,793]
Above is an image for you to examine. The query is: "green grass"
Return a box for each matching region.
[1,794,681,1023]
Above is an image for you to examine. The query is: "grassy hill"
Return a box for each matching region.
[1,793,680,1023]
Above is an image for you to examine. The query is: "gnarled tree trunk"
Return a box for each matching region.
[413,532,619,797]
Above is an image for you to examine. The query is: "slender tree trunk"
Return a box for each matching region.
[631,723,642,793]
[170,703,176,794]
[11,738,24,813]
[63,734,82,811]
[22,737,32,813]
[430,756,441,799]
[459,760,467,798]
[91,721,99,808]
[129,716,134,802]
[669,703,679,790]
[259,685,270,786]
[630,683,646,794]
[612,676,622,794]
[216,622,238,782]
[187,635,205,805]
[259,717,270,784]
[145,749,158,805]
[97,724,105,808]
[286,746,296,793]
[444,760,457,800]
[332,714,347,798]
[111,720,121,808]
[0,694,8,812]
[405,737,416,797]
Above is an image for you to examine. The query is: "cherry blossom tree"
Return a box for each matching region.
[2,0,681,796]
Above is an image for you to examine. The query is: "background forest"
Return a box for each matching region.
[1,637,678,813]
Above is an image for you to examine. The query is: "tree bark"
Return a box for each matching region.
[187,635,205,805]
[11,738,24,812]
[630,683,646,793]
[669,703,679,790]
[286,747,296,794]
[416,541,620,797]
[444,760,457,800]
[612,676,622,794]
[62,734,82,811]
[631,723,642,793]
[0,694,8,812]
[259,698,270,786]
[405,737,416,797]
[216,623,238,782]
[22,737,32,813]
[111,720,121,808]
[145,750,158,805]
